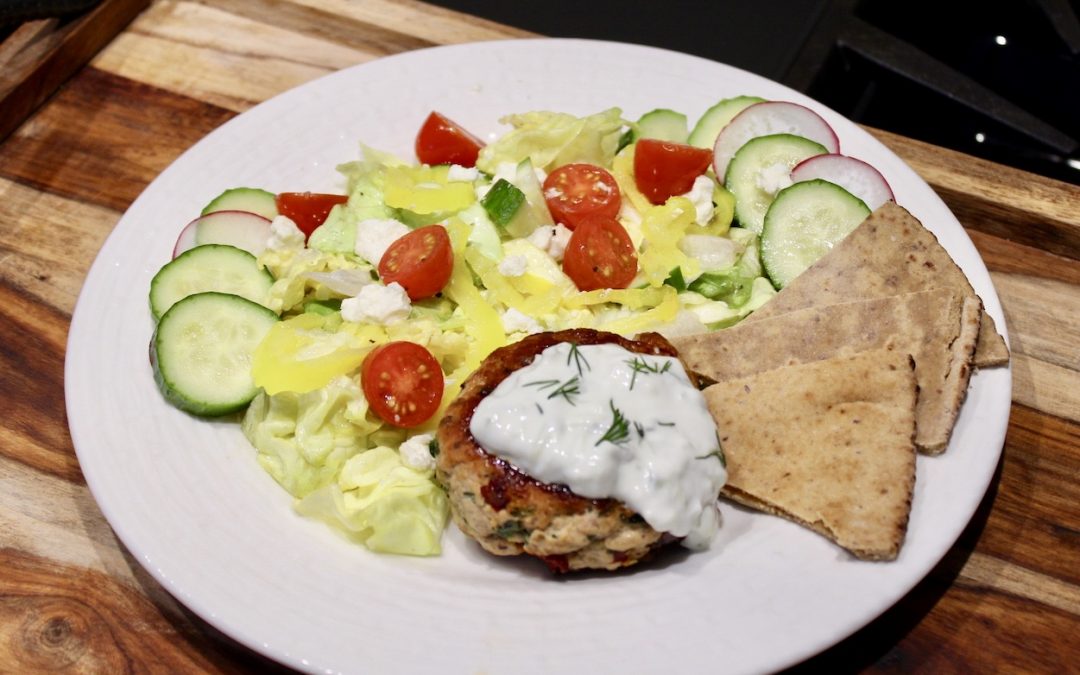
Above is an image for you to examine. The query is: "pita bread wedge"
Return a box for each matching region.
[745,201,1009,368]
[703,349,918,561]
[673,288,979,454]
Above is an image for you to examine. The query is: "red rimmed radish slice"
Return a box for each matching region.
[172,210,272,258]
[790,154,895,211]
[713,101,840,182]
[173,220,199,258]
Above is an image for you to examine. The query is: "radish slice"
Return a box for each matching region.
[790,154,895,211]
[172,210,273,258]
[713,101,840,182]
[172,219,199,258]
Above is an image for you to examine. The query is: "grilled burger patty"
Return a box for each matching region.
[435,328,703,573]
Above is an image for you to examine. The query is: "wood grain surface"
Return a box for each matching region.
[0,1,1076,672]
[0,0,152,143]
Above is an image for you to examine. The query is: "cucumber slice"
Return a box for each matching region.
[481,179,525,226]
[201,187,278,220]
[502,158,553,239]
[151,292,279,416]
[725,133,827,234]
[635,108,688,143]
[149,244,274,320]
[687,95,765,149]
[760,179,871,289]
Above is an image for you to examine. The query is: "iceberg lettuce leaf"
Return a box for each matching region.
[477,108,627,173]
[259,247,370,314]
[241,375,379,498]
[295,446,448,556]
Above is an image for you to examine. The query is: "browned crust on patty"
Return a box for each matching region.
[436,328,696,572]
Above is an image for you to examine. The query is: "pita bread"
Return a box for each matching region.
[703,349,918,561]
[745,201,1009,368]
[673,288,979,454]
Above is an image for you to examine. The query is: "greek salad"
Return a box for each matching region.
[147,97,896,557]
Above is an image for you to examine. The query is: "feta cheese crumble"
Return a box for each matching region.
[447,164,479,182]
[756,162,794,196]
[683,175,716,227]
[497,254,527,277]
[501,308,543,335]
[266,215,306,252]
[525,223,573,262]
[399,433,436,471]
[354,218,410,266]
[340,282,411,325]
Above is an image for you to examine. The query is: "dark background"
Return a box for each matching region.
[428,0,1080,186]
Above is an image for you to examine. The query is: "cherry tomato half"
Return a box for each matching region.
[378,225,454,300]
[562,216,638,291]
[415,111,485,168]
[275,192,348,238]
[361,341,444,428]
[542,163,622,230]
[633,139,714,205]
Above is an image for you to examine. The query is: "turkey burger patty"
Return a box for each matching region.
[435,328,725,573]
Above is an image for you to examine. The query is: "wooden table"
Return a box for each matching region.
[1,1,1077,671]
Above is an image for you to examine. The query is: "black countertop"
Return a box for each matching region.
[429,0,1080,185]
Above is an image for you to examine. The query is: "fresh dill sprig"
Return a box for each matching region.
[546,375,581,405]
[696,449,727,467]
[527,374,581,405]
[524,379,560,389]
[696,436,727,467]
[596,400,631,446]
[634,421,645,439]
[625,356,673,390]
[567,343,591,376]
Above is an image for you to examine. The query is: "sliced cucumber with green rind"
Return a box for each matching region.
[725,133,827,234]
[149,244,274,320]
[502,158,553,239]
[687,95,765,149]
[760,179,871,289]
[635,108,688,143]
[151,292,279,416]
[201,187,278,220]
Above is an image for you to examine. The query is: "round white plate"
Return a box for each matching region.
[66,39,1011,674]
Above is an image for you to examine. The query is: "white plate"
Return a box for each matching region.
[66,39,1011,674]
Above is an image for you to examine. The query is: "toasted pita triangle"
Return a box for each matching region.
[745,201,1008,368]
[673,288,979,454]
[703,349,918,560]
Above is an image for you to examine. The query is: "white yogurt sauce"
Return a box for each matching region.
[470,342,726,549]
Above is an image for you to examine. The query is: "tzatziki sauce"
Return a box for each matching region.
[470,341,727,549]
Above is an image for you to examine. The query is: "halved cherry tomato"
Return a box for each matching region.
[378,225,454,300]
[361,341,444,428]
[633,139,714,205]
[542,163,622,230]
[415,111,485,168]
[562,216,638,291]
[275,192,349,238]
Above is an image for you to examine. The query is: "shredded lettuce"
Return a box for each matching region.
[295,446,448,556]
[259,247,371,314]
[309,145,405,253]
[241,375,379,498]
[477,108,627,173]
